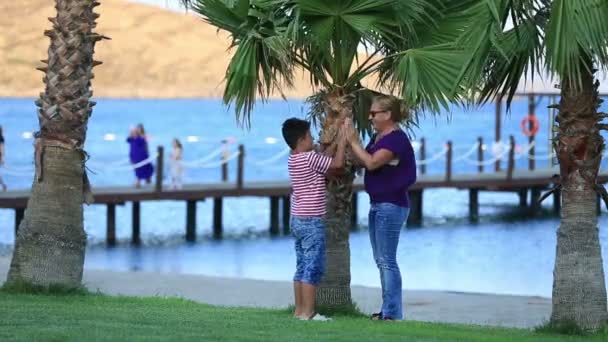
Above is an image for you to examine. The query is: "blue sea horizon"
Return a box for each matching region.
[1,96,607,297]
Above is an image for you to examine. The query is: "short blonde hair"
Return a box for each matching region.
[373,95,409,122]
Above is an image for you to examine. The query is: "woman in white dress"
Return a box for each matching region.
[170,138,183,189]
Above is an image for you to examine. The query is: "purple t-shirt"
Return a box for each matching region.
[364,130,417,207]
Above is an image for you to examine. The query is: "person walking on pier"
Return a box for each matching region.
[282,118,347,321]
[127,123,154,188]
[345,95,417,321]
[170,138,183,189]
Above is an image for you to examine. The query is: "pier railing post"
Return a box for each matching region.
[528,94,535,171]
[419,137,426,175]
[155,145,164,192]
[446,141,453,182]
[237,144,244,189]
[221,141,229,182]
[495,97,502,172]
[507,135,515,181]
[477,137,484,173]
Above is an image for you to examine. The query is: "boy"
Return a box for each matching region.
[281,118,346,321]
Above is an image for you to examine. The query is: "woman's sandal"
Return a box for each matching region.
[371,312,396,321]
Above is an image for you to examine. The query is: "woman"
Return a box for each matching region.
[346,95,417,321]
[126,123,154,188]
[0,125,7,191]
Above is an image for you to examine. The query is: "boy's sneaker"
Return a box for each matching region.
[309,313,332,321]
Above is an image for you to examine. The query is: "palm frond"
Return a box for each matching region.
[377,44,468,114]
[223,34,294,126]
[445,0,547,109]
[545,0,608,87]
[475,16,544,106]
[186,0,295,124]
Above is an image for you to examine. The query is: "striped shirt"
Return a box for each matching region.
[288,151,332,217]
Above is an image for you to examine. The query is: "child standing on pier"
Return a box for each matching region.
[282,118,346,321]
[170,138,183,189]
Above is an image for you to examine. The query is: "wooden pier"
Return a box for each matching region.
[2,166,606,246]
[2,92,608,245]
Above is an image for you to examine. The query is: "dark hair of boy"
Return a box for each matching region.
[282,118,310,150]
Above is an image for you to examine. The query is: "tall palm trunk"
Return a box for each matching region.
[316,90,356,306]
[6,0,105,288]
[551,66,608,330]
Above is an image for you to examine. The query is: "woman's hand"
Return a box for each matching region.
[343,118,359,145]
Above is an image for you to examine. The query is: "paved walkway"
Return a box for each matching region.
[0,257,550,328]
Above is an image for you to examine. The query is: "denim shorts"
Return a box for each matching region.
[291,216,326,286]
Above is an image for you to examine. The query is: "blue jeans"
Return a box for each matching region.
[291,217,326,286]
[369,202,409,320]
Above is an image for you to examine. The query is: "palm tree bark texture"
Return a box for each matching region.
[7,0,108,288]
[316,89,358,307]
[551,66,608,329]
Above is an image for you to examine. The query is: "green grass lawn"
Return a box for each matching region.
[0,292,606,342]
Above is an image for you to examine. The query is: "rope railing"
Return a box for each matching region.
[460,142,513,166]
[415,146,449,165]
[87,158,132,169]
[528,152,556,161]
[193,150,241,169]
[3,139,608,181]
[88,152,159,173]
[248,147,290,166]
[462,148,512,166]
[514,141,536,159]
[180,145,227,169]
[452,142,481,162]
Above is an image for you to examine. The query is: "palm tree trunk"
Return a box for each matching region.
[6,0,105,289]
[318,178,354,306]
[8,148,87,287]
[316,90,356,307]
[551,66,608,330]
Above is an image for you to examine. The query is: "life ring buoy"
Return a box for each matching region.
[521,115,539,136]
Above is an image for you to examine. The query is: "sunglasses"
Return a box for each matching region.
[369,110,386,117]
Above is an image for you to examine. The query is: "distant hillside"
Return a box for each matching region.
[0,0,315,98]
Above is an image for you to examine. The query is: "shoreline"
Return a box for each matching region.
[0,256,550,328]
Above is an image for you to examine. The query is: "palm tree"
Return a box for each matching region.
[442,0,608,331]
[6,0,107,289]
[181,0,470,306]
